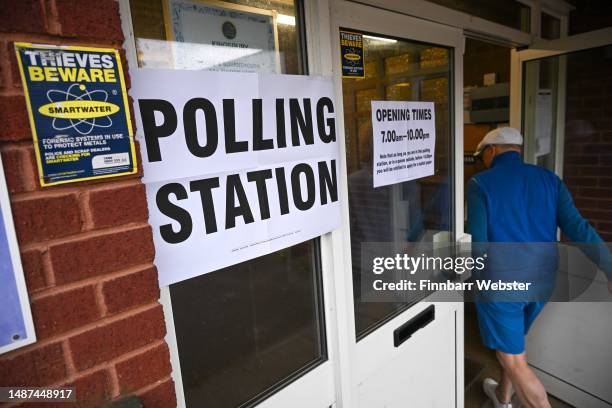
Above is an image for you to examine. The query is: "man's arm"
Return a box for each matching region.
[557,178,612,281]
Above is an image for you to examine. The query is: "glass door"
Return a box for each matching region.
[331,2,464,407]
[516,30,612,407]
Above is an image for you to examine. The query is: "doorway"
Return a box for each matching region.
[461,36,593,408]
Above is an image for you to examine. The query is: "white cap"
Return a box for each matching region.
[474,127,523,156]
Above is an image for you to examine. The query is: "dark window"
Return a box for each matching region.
[541,12,561,40]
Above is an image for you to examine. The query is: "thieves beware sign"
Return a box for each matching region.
[14,43,137,186]
[131,70,341,286]
[340,30,364,78]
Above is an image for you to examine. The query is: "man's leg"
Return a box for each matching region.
[496,368,513,404]
[496,350,550,408]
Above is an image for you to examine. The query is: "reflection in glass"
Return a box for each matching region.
[342,33,454,338]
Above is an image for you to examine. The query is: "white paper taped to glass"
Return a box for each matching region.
[371,100,436,188]
[130,69,341,286]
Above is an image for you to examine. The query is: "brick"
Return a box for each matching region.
[582,209,612,222]
[8,41,24,88]
[564,132,600,143]
[69,305,166,371]
[573,198,599,209]
[564,155,599,166]
[32,285,99,339]
[103,267,160,315]
[49,226,155,284]
[21,249,47,292]
[593,119,612,130]
[70,369,112,407]
[12,194,82,244]
[89,184,148,229]
[597,199,612,209]
[116,344,171,393]
[582,144,612,155]
[0,0,47,34]
[1,147,27,193]
[139,379,176,408]
[55,0,123,41]
[563,176,597,188]
[576,166,611,177]
[580,188,612,199]
[601,156,612,166]
[0,342,66,386]
[597,221,612,232]
[599,178,612,188]
[0,95,32,141]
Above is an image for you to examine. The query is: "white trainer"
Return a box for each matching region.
[483,378,513,408]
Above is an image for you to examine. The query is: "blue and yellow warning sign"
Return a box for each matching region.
[340,30,364,78]
[14,43,137,187]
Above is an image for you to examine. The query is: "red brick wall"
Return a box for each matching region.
[0,1,175,407]
[563,46,612,242]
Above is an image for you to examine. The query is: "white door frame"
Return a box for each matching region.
[326,2,466,406]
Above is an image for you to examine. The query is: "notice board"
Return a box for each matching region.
[0,155,36,355]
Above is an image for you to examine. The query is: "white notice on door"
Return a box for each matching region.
[371,101,436,188]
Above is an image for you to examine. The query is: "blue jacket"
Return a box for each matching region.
[467,151,611,281]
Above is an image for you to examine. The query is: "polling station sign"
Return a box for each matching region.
[371,101,436,188]
[131,70,341,286]
[14,43,137,186]
[340,30,364,78]
[0,155,36,355]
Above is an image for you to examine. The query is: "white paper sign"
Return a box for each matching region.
[535,89,553,156]
[167,0,279,73]
[371,101,436,188]
[130,69,340,286]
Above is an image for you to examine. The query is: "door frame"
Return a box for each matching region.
[326,1,466,406]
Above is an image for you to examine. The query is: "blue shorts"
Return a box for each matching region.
[475,301,547,355]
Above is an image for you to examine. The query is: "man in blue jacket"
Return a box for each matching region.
[467,127,612,408]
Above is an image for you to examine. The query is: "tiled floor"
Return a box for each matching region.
[464,304,575,408]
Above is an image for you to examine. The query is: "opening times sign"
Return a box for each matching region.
[131,70,341,286]
[371,101,436,188]
[14,43,137,186]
